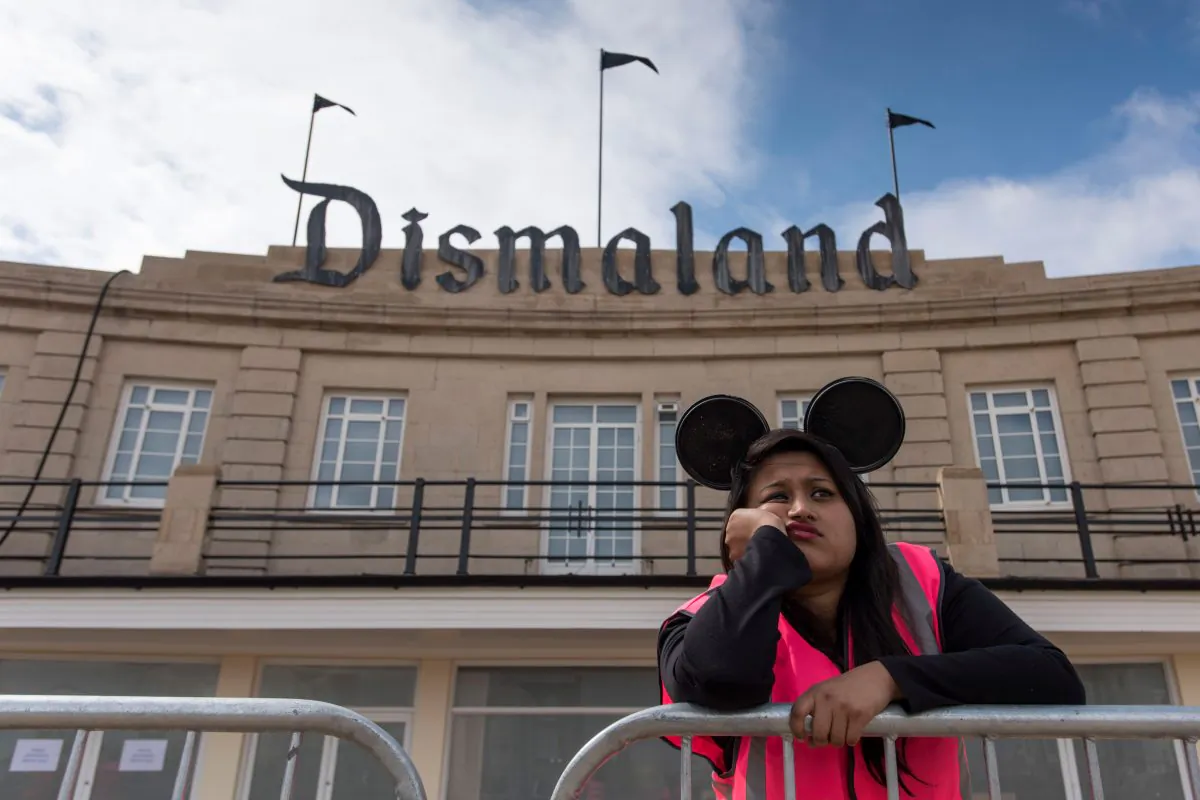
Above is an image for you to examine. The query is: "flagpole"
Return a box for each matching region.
[887,108,900,201]
[597,49,605,249]
[291,105,317,247]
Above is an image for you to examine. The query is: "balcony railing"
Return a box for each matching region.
[0,475,1196,583]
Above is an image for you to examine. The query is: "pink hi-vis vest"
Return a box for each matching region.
[659,542,961,800]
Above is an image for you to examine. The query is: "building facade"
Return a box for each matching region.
[0,234,1197,800]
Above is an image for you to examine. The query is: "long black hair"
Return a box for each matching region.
[720,428,925,793]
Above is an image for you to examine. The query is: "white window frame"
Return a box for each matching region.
[501,398,533,514]
[967,385,1072,510]
[655,399,683,514]
[442,661,663,800]
[236,660,417,800]
[1169,376,1200,498]
[778,394,809,430]
[307,393,407,512]
[1029,657,1195,800]
[98,381,214,507]
[540,400,642,576]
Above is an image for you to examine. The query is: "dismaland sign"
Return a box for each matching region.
[274,176,919,295]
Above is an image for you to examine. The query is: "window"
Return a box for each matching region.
[1170,377,1200,491]
[0,372,6,399]
[502,399,532,511]
[445,667,710,800]
[102,383,212,504]
[311,395,406,510]
[779,395,810,430]
[657,400,680,510]
[961,661,1189,800]
[968,387,1069,507]
[242,665,415,800]
[0,658,219,800]
[544,403,639,574]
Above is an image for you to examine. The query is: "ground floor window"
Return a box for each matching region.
[241,664,415,800]
[962,661,1189,800]
[445,666,709,799]
[0,658,219,800]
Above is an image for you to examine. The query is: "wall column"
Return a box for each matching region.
[1076,337,1188,578]
[150,464,220,575]
[882,349,954,550]
[937,466,1001,577]
[192,656,258,800]
[1171,655,1200,766]
[206,346,301,574]
[410,660,454,800]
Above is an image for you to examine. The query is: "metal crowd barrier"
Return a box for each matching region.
[550,703,1200,800]
[0,694,426,800]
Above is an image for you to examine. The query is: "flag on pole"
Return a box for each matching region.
[600,50,658,73]
[313,94,356,116]
[887,110,934,130]
[597,50,658,247]
[886,108,934,201]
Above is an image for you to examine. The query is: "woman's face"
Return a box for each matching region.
[745,450,858,580]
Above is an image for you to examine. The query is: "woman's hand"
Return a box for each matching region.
[724,508,786,563]
[789,662,901,748]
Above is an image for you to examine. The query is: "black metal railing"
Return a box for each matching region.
[989,480,1200,579]
[0,476,1196,582]
[0,478,166,576]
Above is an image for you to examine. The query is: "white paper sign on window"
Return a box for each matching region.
[9,739,63,772]
[118,739,168,772]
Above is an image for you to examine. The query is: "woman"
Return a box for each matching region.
[657,428,1086,799]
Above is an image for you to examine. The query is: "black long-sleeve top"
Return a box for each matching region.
[658,526,1086,768]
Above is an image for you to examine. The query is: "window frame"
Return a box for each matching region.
[539,399,643,576]
[655,399,683,514]
[1169,375,1200,499]
[441,660,671,800]
[306,392,408,513]
[966,384,1073,510]
[236,659,418,800]
[98,381,215,507]
[501,397,534,514]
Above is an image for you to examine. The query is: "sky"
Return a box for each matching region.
[2,0,1200,277]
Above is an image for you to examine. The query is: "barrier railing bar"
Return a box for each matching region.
[0,695,426,800]
[549,703,1200,800]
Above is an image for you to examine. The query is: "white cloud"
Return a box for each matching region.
[834,89,1200,278]
[0,0,773,271]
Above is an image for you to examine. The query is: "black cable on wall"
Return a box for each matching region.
[0,269,131,552]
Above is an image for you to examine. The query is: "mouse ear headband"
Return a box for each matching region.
[673,377,906,491]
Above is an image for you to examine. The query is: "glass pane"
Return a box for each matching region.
[323,418,343,441]
[152,389,189,405]
[510,423,528,446]
[133,453,176,479]
[194,389,212,409]
[387,398,405,417]
[972,413,992,436]
[453,667,657,708]
[0,730,75,800]
[963,737,1066,800]
[997,414,1034,435]
[1171,379,1190,400]
[993,392,1029,408]
[346,420,381,441]
[336,486,372,507]
[0,660,219,696]
[446,713,709,800]
[349,398,384,415]
[343,440,378,463]
[258,665,417,708]
[329,722,407,800]
[1072,664,1185,800]
[512,402,528,419]
[1178,401,1198,426]
[130,386,150,405]
[145,410,184,433]
[141,431,178,455]
[596,405,637,424]
[245,733,322,800]
[87,731,192,800]
[328,397,346,415]
[1002,457,1042,481]
[969,392,988,411]
[552,406,593,424]
[976,437,996,458]
[998,434,1036,458]
[1031,389,1050,407]
[187,412,207,434]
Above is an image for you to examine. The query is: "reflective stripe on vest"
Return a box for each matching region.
[659,542,961,799]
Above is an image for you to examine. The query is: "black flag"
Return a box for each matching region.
[600,50,658,73]
[887,110,934,129]
[313,94,356,116]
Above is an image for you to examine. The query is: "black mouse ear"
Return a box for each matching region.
[675,395,770,491]
[803,377,906,473]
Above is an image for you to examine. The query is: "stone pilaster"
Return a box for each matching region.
[937,466,1000,577]
[882,349,953,549]
[150,464,220,575]
[1075,336,1187,578]
[206,346,300,574]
